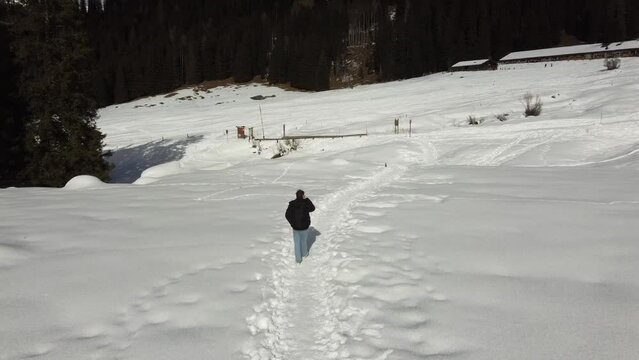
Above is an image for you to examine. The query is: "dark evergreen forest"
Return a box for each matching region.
[1,0,639,187]
[0,3,26,185]
[85,0,639,105]
[2,0,111,187]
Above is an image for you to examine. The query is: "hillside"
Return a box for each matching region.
[1,59,638,360]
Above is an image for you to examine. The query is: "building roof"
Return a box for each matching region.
[451,59,491,68]
[500,40,639,61]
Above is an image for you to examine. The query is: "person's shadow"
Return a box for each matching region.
[307,227,321,254]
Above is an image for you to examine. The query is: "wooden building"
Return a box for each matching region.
[449,59,498,72]
[499,40,639,64]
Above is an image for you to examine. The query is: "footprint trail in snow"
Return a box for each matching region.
[244,165,407,360]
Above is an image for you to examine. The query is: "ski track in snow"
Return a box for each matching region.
[244,164,409,360]
[272,163,295,184]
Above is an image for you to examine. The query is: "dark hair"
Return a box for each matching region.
[296,189,304,199]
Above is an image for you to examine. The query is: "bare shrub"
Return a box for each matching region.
[603,58,621,70]
[467,115,481,125]
[522,92,543,117]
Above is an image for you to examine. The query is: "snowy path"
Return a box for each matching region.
[245,163,407,360]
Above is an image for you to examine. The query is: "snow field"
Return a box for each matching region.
[1,58,639,359]
[341,165,639,359]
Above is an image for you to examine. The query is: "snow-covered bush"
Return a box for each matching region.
[522,92,543,117]
[274,142,286,157]
[273,138,300,158]
[604,58,621,70]
[496,113,509,122]
[285,138,299,151]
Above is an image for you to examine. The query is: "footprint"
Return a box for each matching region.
[353,209,385,217]
[132,297,152,312]
[145,311,171,326]
[151,285,168,298]
[175,293,202,305]
[428,292,448,302]
[246,313,273,335]
[22,343,55,358]
[359,225,393,234]
[347,343,381,358]
[76,325,106,340]
[227,284,249,293]
[360,202,397,209]
[361,328,382,338]
[0,244,27,268]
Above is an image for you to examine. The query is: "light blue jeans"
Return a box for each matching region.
[293,230,309,263]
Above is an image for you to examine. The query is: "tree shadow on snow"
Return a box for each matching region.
[108,135,204,183]
[307,227,321,255]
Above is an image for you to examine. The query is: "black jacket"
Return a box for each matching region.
[285,198,315,230]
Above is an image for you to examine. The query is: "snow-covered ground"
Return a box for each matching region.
[1,59,639,360]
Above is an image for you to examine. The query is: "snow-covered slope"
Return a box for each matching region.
[1,59,638,360]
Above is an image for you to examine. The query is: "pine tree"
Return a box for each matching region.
[0,2,27,187]
[11,0,111,187]
[233,29,255,83]
[268,34,288,84]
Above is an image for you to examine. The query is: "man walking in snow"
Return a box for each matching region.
[285,189,315,263]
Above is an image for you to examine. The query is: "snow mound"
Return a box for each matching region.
[0,245,26,268]
[64,175,106,190]
[331,159,350,166]
[134,161,182,185]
